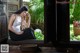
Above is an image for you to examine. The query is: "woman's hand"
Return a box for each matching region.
[16,31,24,35]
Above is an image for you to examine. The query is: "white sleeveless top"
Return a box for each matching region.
[12,15,22,32]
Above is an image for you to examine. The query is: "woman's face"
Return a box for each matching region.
[21,11,28,17]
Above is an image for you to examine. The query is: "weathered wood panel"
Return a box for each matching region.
[0,3,8,42]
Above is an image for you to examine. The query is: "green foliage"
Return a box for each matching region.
[34,31,44,40]
[73,1,80,21]
[70,24,74,40]
[70,24,80,41]
[70,0,80,24]
[28,0,44,24]
[70,0,74,24]
[75,36,80,40]
[69,0,80,41]
[24,0,44,40]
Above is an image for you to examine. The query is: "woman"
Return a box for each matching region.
[8,6,35,41]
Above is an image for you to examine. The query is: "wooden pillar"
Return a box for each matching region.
[19,0,23,7]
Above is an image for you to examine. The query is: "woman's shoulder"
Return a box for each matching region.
[10,14,15,18]
[12,14,20,17]
[11,14,19,18]
[10,14,17,20]
[11,14,16,17]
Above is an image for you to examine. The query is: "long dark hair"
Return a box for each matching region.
[14,6,28,14]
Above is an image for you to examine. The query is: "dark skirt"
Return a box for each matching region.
[9,28,36,41]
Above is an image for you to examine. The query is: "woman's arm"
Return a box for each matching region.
[24,13,31,28]
[27,13,31,28]
[8,14,23,35]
